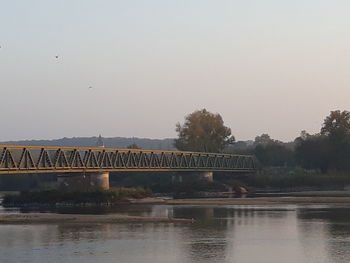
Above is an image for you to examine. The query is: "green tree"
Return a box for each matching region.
[254,134,273,146]
[254,134,294,167]
[295,111,350,172]
[174,109,235,152]
[320,110,350,171]
[294,133,330,173]
[321,110,350,141]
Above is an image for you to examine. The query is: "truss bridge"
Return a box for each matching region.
[0,145,256,174]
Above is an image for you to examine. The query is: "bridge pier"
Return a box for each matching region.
[58,172,110,192]
[199,171,213,182]
[172,171,213,183]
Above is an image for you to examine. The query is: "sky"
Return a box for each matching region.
[1,0,350,142]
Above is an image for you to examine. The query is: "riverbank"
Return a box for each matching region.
[2,195,350,224]
[1,188,153,207]
[166,196,350,205]
[0,213,193,224]
[4,192,350,208]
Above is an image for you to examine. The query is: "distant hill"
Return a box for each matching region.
[1,136,176,150]
[1,137,264,152]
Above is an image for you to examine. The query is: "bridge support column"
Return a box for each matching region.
[171,174,183,183]
[58,172,110,192]
[172,171,213,183]
[198,171,213,182]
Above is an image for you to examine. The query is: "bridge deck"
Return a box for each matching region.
[0,145,256,174]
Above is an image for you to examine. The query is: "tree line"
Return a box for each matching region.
[175,109,350,174]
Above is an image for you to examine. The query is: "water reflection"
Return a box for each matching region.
[1,205,350,263]
[297,206,350,263]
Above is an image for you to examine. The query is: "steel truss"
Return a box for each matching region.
[0,145,256,174]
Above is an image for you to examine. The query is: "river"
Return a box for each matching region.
[1,204,350,263]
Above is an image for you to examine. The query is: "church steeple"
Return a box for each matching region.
[96,134,104,147]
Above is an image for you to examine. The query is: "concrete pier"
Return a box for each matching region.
[199,171,213,182]
[58,172,110,192]
[172,171,213,183]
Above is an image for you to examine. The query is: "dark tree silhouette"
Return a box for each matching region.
[295,110,350,172]
[174,109,235,152]
[321,110,350,141]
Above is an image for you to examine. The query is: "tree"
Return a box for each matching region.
[174,109,235,152]
[254,134,273,146]
[321,110,350,141]
[127,143,141,149]
[295,111,350,172]
[294,134,330,173]
[299,130,311,141]
[254,134,294,167]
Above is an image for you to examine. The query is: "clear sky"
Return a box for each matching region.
[1,0,350,142]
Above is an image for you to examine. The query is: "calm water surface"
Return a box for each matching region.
[1,204,350,263]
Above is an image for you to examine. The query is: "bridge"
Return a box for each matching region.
[0,144,256,190]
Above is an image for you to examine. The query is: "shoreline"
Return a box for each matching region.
[165,196,350,205]
[0,213,194,224]
[1,195,350,224]
[3,195,350,208]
